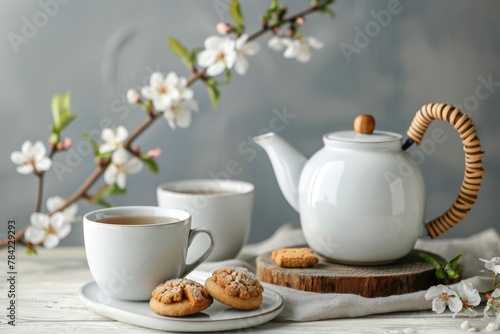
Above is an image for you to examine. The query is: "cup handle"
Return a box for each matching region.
[180,227,215,278]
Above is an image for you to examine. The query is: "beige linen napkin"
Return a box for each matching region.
[188,224,500,321]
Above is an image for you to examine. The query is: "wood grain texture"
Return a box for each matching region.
[256,249,441,297]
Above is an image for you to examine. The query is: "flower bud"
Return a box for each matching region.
[148,148,162,158]
[216,22,232,35]
[57,137,72,151]
[295,16,306,26]
[127,89,141,104]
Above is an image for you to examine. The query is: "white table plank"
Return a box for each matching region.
[0,246,491,333]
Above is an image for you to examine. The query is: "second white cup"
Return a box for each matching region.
[157,179,254,262]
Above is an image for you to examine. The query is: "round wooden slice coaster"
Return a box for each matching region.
[256,249,443,298]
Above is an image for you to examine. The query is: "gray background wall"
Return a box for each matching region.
[1,0,499,246]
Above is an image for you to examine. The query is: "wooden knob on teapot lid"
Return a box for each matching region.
[354,114,375,134]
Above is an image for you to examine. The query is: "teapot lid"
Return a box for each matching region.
[325,114,402,143]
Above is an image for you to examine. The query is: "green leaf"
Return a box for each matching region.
[445,270,460,279]
[319,6,335,18]
[101,184,127,197]
[315,0,335,17]
[435,268,447,280]
[83,133,100,156]
[168,37,192,66]
[91,184,125,208]
[59,114,78,132]
[61,92,71,117]
[51,92,76,134]
[224,68,232,84]
[51,95,62,128]
[270,0,280,10]
[92,197,113,208]
[26,247,37,255]
[229,0,244,32]
[83,132,111,159]
[317,0,335,7]
[140,154,159,174]
[448,253,464,269]
[189,47,203,67]
[205,82,220,112]
[419,253,442,270]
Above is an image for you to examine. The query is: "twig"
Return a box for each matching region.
[248,4,321,42]
[49,164,109,215]
[0,1,330,249]
[124,113,162,150]
[35,173,44,213]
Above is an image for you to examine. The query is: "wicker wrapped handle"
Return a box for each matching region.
[407,103,484,238]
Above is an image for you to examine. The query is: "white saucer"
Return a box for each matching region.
[79,281,284,332]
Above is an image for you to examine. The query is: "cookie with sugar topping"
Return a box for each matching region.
[205,267,263,310]
[150,278,213,317]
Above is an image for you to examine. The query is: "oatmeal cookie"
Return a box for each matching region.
[150,278,213,316]
[205,267,263,310]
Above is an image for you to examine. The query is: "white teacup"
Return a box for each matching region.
[83,206,214,301]
[157,179,254,262]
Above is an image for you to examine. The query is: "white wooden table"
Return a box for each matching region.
[0,247,492,333]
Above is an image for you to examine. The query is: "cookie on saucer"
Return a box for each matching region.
[150,278,213,317]
[205,267,263,310]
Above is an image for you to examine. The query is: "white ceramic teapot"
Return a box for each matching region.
[253,103,484,264]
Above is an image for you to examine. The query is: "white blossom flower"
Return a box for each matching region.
[141,72,193,112]
[457,281,481,317]
[10,140,52,174]
[25,212,71,249]
[486,318,500,332]
[99,126,128,154]
[164,99,199,129]
[104,148,142,189]
[46,196,78,223]
[460,320,472,330]
[480,257,500,274]
[425,285,462,314]
[127,89,141,104]
[234,34,260,75]
[283,35,324,63]
[197,36,237,76]
[267,36,291,52]
[268,35,323,63]
[485,289,500,318]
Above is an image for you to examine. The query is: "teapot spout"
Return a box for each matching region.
[253,132,306,212]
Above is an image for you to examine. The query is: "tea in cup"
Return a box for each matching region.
[83,206,214,301]
[157,179,254,262]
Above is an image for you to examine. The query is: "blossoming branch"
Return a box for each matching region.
[425,257,500,331]
[2,0,335,253]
